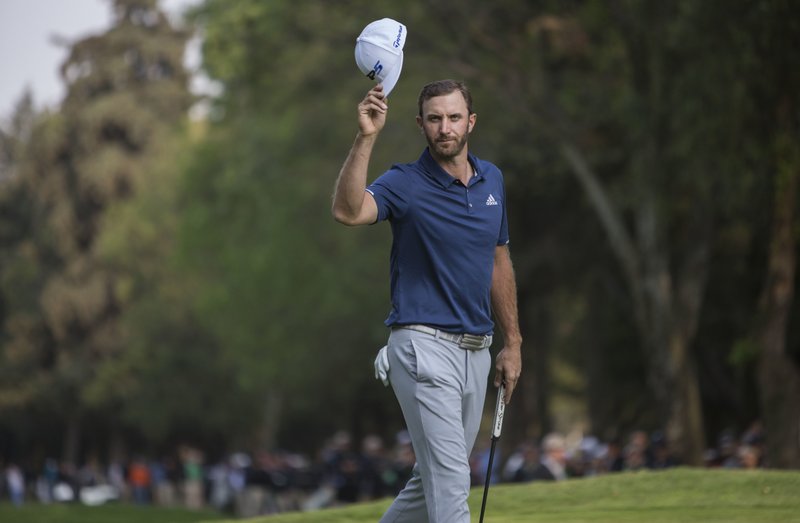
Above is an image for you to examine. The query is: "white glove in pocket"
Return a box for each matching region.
[374,345,390,387]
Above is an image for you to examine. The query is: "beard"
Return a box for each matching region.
[428,131,469,160]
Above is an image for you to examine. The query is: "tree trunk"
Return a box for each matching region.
[257,389,283,450]
[638,210,707,466]
[561,139,707,464]
[507,293,549,445]
[63,414,81,466]
[756,130,800,468]
[665,216,711,465]
[665,334,706,465]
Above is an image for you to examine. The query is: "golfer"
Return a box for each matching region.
[332,79,522,523]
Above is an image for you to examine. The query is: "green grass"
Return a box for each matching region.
[0,502,225,523]
[200,467,800,523]
[4,469,799,523]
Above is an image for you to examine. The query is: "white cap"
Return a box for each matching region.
[355,18,407,97]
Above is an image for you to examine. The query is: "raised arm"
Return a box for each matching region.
[491,244,523,403]
[332,85,388,226]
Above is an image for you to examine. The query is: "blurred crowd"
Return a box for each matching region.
[483,420,765,488]
[0,421,766,516]
[0,434,417,517]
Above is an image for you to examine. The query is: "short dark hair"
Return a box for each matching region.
[418,79,474,117]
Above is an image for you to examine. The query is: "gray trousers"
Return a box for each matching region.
[380,328,491,523]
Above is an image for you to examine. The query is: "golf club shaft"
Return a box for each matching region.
[479,384,505,523]
[479,438,497,523]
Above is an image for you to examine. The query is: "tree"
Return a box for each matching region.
[0,0,191,463]
[746,0,800,468]
[408,0,800,465]
[182,0,402,449]
[2,0,797,466]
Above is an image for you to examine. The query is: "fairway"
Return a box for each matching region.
[3,468,799,523]
[0,502,225,523]
[201,468,800,523]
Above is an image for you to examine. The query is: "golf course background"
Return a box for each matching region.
[3,1,800,522]
[2,468,798,523]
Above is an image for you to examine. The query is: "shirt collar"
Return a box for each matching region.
[418,148,482,188]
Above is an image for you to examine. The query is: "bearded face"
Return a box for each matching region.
[417,91,475,162]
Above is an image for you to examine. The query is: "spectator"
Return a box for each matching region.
[647,431,679,469]
[741,421,766,466]
[736,445,761,469]
[54,461,78,502]
[207,459,231,511]
[322,432,362,505]
[5,463,25,506]
[77,456,104,489]
[571,435,607,477]
[128,456,151,505]
[623,430,648,471]
[152,456,179,507]
[387,432,415,495]
[502,441,539,483]
[180,446,205,509]
[530,433,568,481]
[604,437,625,472]
[358,434,392,500]
[225,452,249,512]
[107,458,127,501]
[719,430,742,468]
[35,458,59,504]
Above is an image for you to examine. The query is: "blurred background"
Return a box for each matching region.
[0,0,798,516]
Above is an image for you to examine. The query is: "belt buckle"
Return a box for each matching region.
[459,334,487,351]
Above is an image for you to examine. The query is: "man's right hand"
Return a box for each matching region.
[358,84,388,136]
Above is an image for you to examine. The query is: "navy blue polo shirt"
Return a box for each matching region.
[366,148,509,335]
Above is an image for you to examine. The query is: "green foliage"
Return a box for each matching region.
[0,0,193,459]
[89,129,261,448]
[174,90,394,448]
[172,0,413,447]
[2,0,800,465]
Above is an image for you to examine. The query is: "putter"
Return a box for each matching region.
[479,383,505,523]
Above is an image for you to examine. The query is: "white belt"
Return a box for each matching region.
[398,324,492,351]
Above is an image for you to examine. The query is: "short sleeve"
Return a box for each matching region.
[366,167,411,223]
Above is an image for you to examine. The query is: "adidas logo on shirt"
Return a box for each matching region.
[486,194,499,206]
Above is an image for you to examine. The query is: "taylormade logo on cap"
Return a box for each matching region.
[355,18,407,97]
[393,25,404,48]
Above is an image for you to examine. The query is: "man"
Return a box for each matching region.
[529,433,568,481]
[332,80,522,523]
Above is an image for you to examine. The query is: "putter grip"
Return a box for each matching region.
[492,385,505,439]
